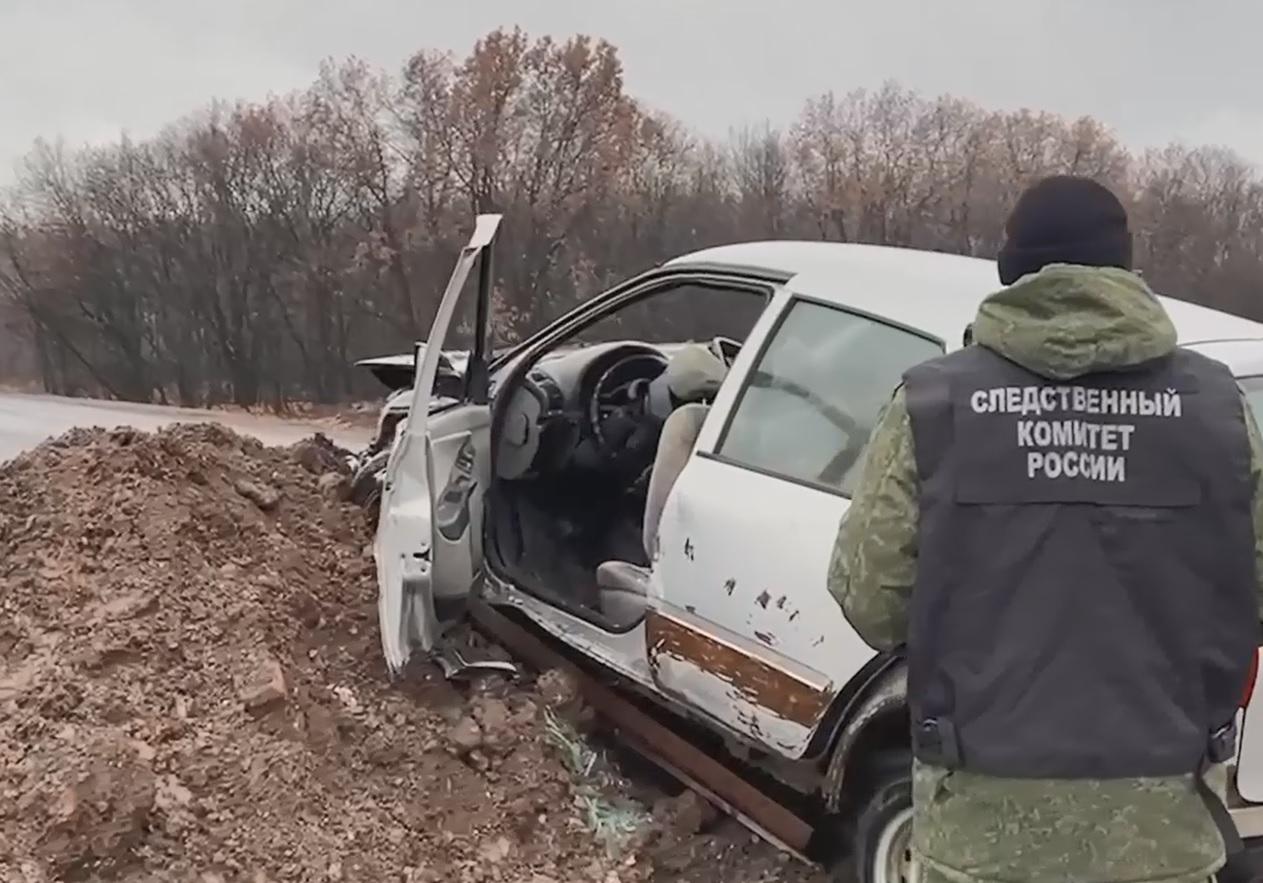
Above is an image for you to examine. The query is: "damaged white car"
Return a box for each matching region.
[348,350,468,508]
[375,215,1263,881]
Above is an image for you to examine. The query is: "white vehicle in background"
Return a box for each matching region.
[374,215,1263,882]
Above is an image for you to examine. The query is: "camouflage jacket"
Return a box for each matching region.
[829,266,1263,883]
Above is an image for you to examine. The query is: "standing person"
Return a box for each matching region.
[829,175,1263,883]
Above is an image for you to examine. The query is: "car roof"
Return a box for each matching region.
[1182,339,1263,378]
[669,241,1263,357]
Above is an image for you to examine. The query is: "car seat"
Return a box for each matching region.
[595,402,709,626]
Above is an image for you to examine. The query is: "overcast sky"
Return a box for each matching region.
[4,0,1263,184]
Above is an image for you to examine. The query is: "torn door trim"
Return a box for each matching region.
[645,606,833,728]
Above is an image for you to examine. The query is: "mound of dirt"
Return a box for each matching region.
[0,424,823,883]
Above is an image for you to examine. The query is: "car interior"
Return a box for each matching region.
[485,282,769,630]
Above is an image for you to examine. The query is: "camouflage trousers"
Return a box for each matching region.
[911,761,1227,883]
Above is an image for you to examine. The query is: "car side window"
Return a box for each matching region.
[716,298,942,496]
[570,282,768,346]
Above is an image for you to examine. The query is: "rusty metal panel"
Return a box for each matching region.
[645,609,831,728]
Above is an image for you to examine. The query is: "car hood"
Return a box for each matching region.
[356,348,471,391]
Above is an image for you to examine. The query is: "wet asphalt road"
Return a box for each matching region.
[0,392,370,462]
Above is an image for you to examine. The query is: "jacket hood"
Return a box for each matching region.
[972,265,1177,381]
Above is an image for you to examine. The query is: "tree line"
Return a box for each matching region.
[2,27,1260,407]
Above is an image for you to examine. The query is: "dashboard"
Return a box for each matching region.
[494,341,685,481]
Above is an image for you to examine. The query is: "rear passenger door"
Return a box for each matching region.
[647,290,943,757]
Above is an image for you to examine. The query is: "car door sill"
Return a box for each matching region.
[1232,804,1263,839]
[483,566,645,635]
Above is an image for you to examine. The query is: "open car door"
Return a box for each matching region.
[375,214,501,675]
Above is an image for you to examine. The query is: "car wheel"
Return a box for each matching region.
[840,752,914,883]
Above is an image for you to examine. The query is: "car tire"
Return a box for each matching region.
[839,751,914,883]
[349,448,390,508]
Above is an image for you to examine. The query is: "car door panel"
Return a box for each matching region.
[428,409,492,606]
[650,454,871,757]
[376,214,500,674]
[646,290,930,758]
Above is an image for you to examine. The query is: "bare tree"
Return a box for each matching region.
[4,28,1263,404]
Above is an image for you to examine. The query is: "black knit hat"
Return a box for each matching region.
[997,175,1133,285]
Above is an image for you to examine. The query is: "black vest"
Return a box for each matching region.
[903,345,1259,779]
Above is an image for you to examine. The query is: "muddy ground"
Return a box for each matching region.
[0,424,827,883]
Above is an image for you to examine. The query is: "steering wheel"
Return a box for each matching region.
[587,349,669,453]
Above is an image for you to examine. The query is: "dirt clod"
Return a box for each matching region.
[317,471,349,501]
[233,477,281,510]
[240,657,288,709]
[448,715,484,752]
[0,423,822,882]
[655,790,721,838]
[536,668,580,708]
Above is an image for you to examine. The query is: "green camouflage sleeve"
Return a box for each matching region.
[827,387,918,651]
[1246,394,1263,620]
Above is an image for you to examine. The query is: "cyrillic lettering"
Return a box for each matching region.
[989,388,1004,413]
[1005,387,1021,413]
[1057,387,1072,410]
[1039,388,1058,412]
[1044,451,1064,478]
[1139,393,1158,416]
[971,390,989,413]
[1017,420,1034,447]
[1161,390,1182,417]
[1085,388,1102,415]
[1084,423,1101,449]
[1073,387,1087,412]
[1088,455,1106,481]
[1033,421,1052,446]
[1051,420,1072,446]
[1106,457,1126,482]
[1063,451,1080,478]
[1118,424,1136,451]
[1027,452,1044,478]
[1073,420,1088,447]
[1021,448,1129,482]
[1100,389,1119,415]
[1019,387,1041,416]
[1119,390,1139,415]
[1099,425,1118,452]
